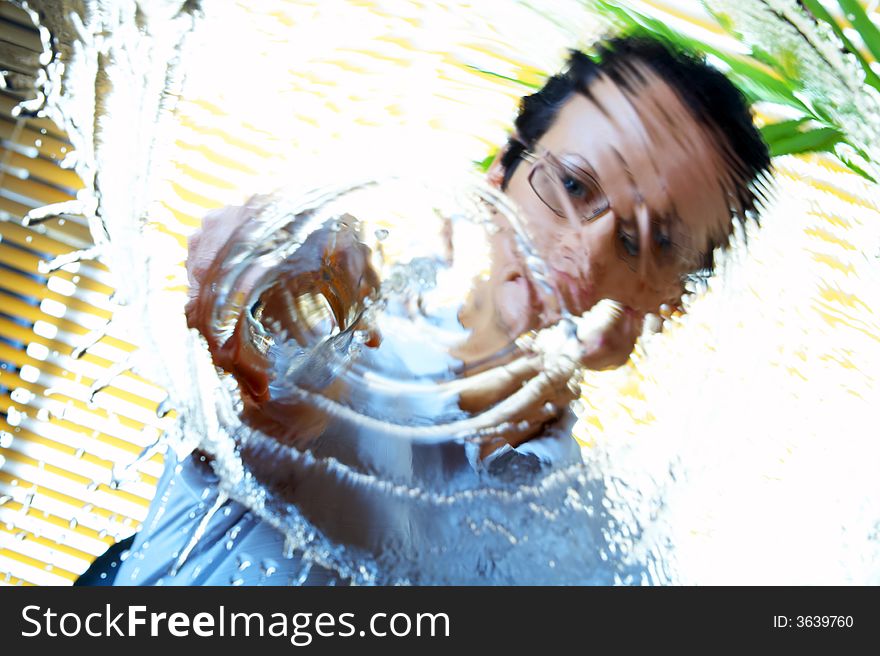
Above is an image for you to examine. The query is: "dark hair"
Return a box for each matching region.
[500,35,772,270]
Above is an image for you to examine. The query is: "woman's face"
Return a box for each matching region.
[497,64,736,318]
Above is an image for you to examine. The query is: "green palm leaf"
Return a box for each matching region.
[800,0,880,90]
[836,0,880,63]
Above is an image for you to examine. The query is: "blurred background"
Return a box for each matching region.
[0,0,878,585]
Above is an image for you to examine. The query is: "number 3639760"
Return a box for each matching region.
[774,616,854,628]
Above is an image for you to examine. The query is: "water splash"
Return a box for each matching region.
[169,491,229,578]
[111,434,167,487]
[169,176,654,584]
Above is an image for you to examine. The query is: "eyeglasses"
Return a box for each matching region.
[519,148,610,224]
[520,146,704,275]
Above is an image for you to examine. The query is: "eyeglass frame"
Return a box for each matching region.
[518,147,611,224]
[516,145,706,276]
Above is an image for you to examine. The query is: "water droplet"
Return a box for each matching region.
[291,561,313,585]
[229,576,244,586]
[374,228,389,241]
[20,492,34,515]
[0,431,11,448]
[68,518,77,529]
[237,553,252,571]
[6,406,24,427]
[261,558,279,577]
[156,396,173,418]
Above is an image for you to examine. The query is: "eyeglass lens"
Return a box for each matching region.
[528,159,609,223]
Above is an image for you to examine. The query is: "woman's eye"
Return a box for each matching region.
[561,175,586,198]
[654,231,672,250]
[618,228,639,256]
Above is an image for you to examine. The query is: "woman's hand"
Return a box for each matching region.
[184,199,381,405]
